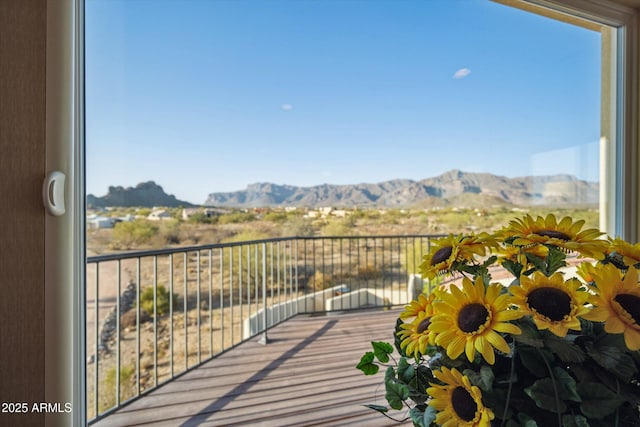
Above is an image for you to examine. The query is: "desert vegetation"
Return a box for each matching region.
[87,205,599,255]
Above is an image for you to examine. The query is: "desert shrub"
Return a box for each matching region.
[320,218,355,236]
[218,211,256,224]
[263,211,289,223]
[100,365,136,412]
[140,285,176,317]
[161,219,181,245]
[120,308,151,329]
[187,212,217,224]
[357,264,382,280]
[136,208,152,217]
[111,220,158,249]
[308,271,333,291]
[282,217,315,237]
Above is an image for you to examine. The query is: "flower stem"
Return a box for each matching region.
[537,347,561,427]
[500,344,517,427]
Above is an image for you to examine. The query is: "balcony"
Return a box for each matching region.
[87,235,444,425]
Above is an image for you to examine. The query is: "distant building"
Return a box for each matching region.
[147,209,173,221]
[87,215,115,229]
[182,207,224,220]
[303,207,352,219]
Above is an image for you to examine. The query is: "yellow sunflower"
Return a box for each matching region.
[607,237,640,269]
[420,234,462,279]
[420,234,493,280]
[399,293,435,320]
[429,277,522,365]
[427,366,494,427]
[499,214,607,259]
[583,265,640,350]
[464,232,500,253]
[576,261,598,284]
[397,310,437,357]
[510,271,591,337]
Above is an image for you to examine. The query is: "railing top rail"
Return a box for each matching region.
[87,234,447,263]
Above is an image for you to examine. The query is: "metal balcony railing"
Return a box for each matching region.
[86,234,444,423]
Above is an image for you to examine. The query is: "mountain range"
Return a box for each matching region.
[204,170,598,208]
[87,170,598,209]
[87,182,194,208]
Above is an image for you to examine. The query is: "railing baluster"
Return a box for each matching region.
[116,259,121,407]
[136,257,141,396]
[238,246,242,344]
[294,239,299,314]
[230,247,234,346]
[196,251,201,364]
[269,242,274,326]
[208,249,213,358]
[183,252,188,370]
[277,242,281,321]
[289,242,294,314]
[259,243,269,345]
[254,244,258,326]
[169,253,174,378]
[94,261,99,419]
[153,255,158,387]
[302,239,308,313]
[220,248,225,352]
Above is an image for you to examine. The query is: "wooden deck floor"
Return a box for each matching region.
[93,309,408,427]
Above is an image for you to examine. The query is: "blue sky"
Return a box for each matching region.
[86,0,601,204]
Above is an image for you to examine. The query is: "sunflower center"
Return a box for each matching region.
[535,230,571,241]
[527,287,571,321]
[417,317,431,334]
[615,294,640,324]
[457,303,489,333]
[431,246,453,266]
[451,386,477,422]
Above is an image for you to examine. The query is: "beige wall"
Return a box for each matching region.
[0,0,47,425]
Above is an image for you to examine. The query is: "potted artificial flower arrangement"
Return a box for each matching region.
[357,214,640,426]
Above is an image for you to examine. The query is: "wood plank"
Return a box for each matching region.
[92,309,404,426]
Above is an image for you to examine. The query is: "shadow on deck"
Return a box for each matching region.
[93,309,404,427]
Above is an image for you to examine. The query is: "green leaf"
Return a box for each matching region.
[423,405,437,426]
[356,352,379,375]
[363,404,388,414]
[482,388,513,420]
[385,379,410,410]
[372,341,394,363]
[544,334,586,363]
[524,378,567,413]
[513,321,544,348]
[397,357,415,385]
[385,365,396,383]
[562,414,590,427]
[526,251,549,275]
[586,333,638,382]
[409,407,426,427]
[518,346,552,377]
[502,259,523,277]
[552,367,581,402]
[577,381,624,419]
[517,412,538,427]
[415,364,435,395]
[546,246,567,274]
[463,365,494,392]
